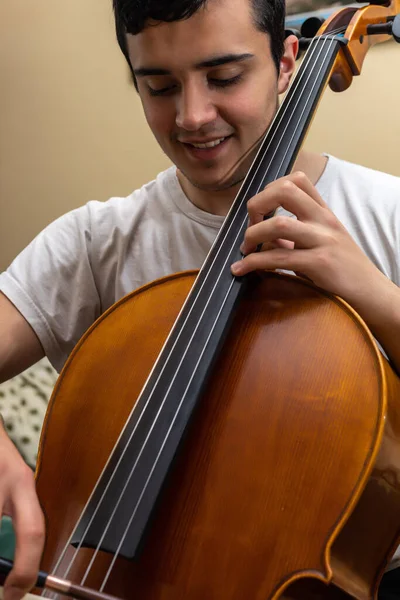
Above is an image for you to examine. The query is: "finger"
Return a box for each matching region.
[231,247,312,277]
[288,171,328,208]
[3,481,45,600]
[247,172,328,226]
[243,238,294,255]
[240,216,321,256]
[261,238,295,251]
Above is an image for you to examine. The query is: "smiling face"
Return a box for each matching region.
[127,0,296,205]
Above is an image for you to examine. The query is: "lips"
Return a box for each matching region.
[186,137,226,149]
[180,135,232,148]
[178,134,233,163]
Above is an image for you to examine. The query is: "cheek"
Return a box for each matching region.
[222,93,274,135]
[141,99,175,140]
[220,78,278,135]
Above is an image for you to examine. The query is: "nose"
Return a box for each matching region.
[175,83,218,131]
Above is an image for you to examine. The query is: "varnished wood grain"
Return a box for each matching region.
[319,0,400,92]
[35,272,400,599]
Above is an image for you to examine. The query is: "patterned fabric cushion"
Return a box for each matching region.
[0,358,57,468]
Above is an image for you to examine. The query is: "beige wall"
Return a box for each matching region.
[1,0,399,271]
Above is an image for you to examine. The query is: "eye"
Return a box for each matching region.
[209,74,243,88]
[147,84,177,97]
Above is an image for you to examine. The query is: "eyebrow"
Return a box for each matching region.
[133,53,254,77]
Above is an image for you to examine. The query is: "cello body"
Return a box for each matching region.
[35,271,400,599]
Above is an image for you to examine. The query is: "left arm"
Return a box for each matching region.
[231,171,400,374]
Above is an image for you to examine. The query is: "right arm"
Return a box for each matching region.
[0,292,44,383]
[0,204,101,599]
[0,291,46,600]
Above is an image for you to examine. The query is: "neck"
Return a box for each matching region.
[177,150,328,216]
[176,170,243,216]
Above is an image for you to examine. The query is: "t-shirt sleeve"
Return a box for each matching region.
[0,205,101,372]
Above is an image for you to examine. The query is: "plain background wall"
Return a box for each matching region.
[1,0,399,271]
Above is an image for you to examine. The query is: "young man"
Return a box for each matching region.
[1,0,400,598]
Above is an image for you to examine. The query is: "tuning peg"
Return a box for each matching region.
[393,14,400,41]
[367,14,400,42]
[300,16,325,38]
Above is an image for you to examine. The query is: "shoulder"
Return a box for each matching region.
[319,155,400,200]
[84,167,177,226]
[317,155,400,283]
[22,167,177,249]
[335,156,400,182]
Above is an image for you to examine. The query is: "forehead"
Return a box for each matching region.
[127,0,269,71]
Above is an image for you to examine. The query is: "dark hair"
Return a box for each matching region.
[112,0,286,87]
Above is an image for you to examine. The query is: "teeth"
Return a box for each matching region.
[191,137,226,149]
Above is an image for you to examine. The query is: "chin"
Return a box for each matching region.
[199,179,242,192]
[184,171,243,193]
[179,159,245,188]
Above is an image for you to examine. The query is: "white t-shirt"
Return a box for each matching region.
[2,153,400,568]
[1,154,400,373]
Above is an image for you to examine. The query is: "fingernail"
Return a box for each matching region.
[231,262,243,275]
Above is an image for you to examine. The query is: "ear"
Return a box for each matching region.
[277,35,298,95]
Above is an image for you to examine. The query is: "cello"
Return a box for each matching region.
[30,1,400,598]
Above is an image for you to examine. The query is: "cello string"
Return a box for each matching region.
[95,34,341,594]
[43,30,343,597]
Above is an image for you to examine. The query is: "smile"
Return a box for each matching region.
[187,137,227,149]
